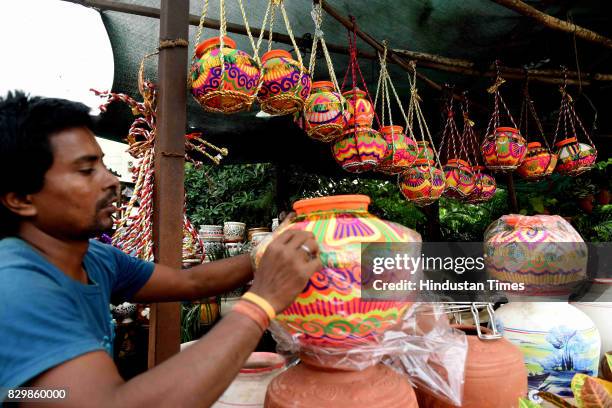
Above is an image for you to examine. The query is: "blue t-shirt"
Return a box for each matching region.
[0,237,154,392]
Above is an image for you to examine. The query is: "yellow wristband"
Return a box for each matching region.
[242,292,276,320]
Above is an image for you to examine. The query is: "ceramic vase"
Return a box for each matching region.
[398,159,446,206]
[332,127,387,173]
[258,49,311,115]
[495,302,601,402]
[303,81,348,142]
[466,166,497,204]
[377,125,418,175]
[416,325,527,408]
[202,237,224,261]
[199,224,224,239]
[190,36,261,113]
[572,302,612,361]
[484,214,588,297]
[554,137,597,176]
[442,159,476,199]
[481,127,527,171]
[224,221,246,243]
[416,141,435,161]
[343,87,374,127]
[517,142,558,181]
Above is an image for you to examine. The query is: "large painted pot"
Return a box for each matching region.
[343,87,375,127]
[495,302,601,402]
[190,36,261,113]
[212,352,286,408]
[442,159,476,199]
[304,81,348,142]
[377,125,418,175]
[332,127,387,173]
[517,142,558,181]
[416,325,527,408]
[466,166,497,204]
[572,302,612,361]
[484,215,588,296]
[481,127,527,171]
[398,159,446,206]
[554,137,597,176]
[254,195,420,348]
[257,49,311,115]
[416,140,435,161]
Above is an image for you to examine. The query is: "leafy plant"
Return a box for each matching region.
[180,303,201,343]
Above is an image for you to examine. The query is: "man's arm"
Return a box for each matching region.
[131,254,253,303]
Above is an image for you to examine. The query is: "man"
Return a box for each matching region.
[0,91,322,407]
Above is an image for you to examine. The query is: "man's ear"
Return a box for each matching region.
[0,192,38,217]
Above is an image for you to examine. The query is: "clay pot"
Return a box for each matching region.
[248,227,271,242]
[200,301,219,325]
[258,49,311,115]
[303,81,348,142]
[190,36,261,113]
[377,125,418,175]
[343,87,375,127]
[332,127,387,173]
[417,140,435,161]
[442,159,476,200]
[481,127,527,171]
[516,141,558,181]
[224,221,246,243]
[398,159,446,206]
[466,165,497,204]
[555,137,597,176]
[416,325,527,408]
[199,224,224,239]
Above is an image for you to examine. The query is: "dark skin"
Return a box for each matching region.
[1,126,322,407]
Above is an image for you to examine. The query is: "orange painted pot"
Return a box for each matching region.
[554,137,597,176]
[398,159,446,206]
[481,127,527,171]
[443,158,476,199]
[517,142,558,181]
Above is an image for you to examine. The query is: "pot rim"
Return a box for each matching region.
[380,125,404,134]
[195,36,236,58]
[527,142,542,148]
[495,126,520,133]
[261,49,292,63]
[312,80,336,90]
[293,195,370,215]
[555,137,578,148]
[446,158,471,168]
[342,87,367,98]
[415,158,435,165]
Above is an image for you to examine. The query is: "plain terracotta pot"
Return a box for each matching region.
[416,325,527,408]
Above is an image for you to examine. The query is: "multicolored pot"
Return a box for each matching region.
[466,166,497,204]
[484,215,588,296]
[495,302,601,402]
[554,137,597,176]
[304,81,348,142]
[517,142,558,181]
[481,127,527,171]
[257,49,311,115]
[190,36,261,113]
[416,325,527,408]
[254,195,420,348]
[377,125,418,175]
[442,159,476,199]
[416,140,435,161]
[398,159,446,206]
[332,127,387,173]
[343,87,375,127]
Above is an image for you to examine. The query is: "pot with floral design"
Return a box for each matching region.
[481,127,527,171]
[303,81,349,142]
[343,87,375,127]
[554,137,597,176]
[517,142,558,181]
[466,166,497,204]
[443,159,476,200]
[377,125,418,175]
[398,159,446,206]
[332,127,387,173]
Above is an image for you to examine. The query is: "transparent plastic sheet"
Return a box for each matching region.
[250,233,468,406]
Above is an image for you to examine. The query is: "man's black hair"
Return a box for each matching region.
[0,91,93,238]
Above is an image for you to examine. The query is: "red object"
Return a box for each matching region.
[261,49,292,63]
[195,36,236,58]
[293,194,370,215]
[555,137,578,148]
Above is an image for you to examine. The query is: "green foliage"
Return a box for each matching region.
[180,304,201,343]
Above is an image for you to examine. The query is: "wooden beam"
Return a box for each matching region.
[490,0,612,50]
[148,0,188,367]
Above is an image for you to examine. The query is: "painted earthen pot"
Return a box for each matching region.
[332,127,387,173]
[554,137,597,176]
[398,159,446,206]
[495,302,601,402]
[377,125,418,175]
[466,166,497,204]
[481,127,527,171]
[415,325,527,408]
[484,214,588,296]
[304,81,349,142]
[442,159,476,200]
[190,36,261,113]
[343,87,375,127]
[517,142,558,181]
[572,302,612,361]
[254,195,420,348]
[257,49,311,115]
[417,140,435,161]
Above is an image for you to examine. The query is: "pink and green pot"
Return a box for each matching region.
[517,142,558,181]
[398,159,446,206]
[343,87,375,128]
[466,166,497,204]
[481,127,527,171]
[442,159,476,200]
[332,127,387,173]
[377,125,418,175]
[304,81,349,142]
[554,137,597,176]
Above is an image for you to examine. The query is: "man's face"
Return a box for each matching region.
[29,127,120,240]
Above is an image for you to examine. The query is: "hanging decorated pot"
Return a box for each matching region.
[415,325,527,408]
[554,137,597,176]
[304,81,348,142]
[466,166,497,204]
[190,36,261,114]
[343,87,375,128]
[257,49,311,115]
[495,302,601,402]
[442,159,476,199]
[398,159,446,206]
[481,127,527,171]
[377,125,418,175]
[254,195,420,348]
[517,142,558,181]
[416,140,435,161]
[332,127,387,173]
